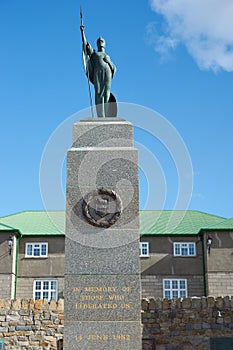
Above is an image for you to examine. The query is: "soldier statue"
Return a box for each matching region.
[80,14,117,118]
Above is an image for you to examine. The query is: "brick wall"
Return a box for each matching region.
[1,297,233,349]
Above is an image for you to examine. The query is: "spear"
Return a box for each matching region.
[80,7,95,118]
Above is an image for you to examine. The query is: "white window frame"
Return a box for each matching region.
[140,242,149,257]
[173,242,196,257]
[25,242,48,258]
[163,279,187,299]
[33,280,58,301]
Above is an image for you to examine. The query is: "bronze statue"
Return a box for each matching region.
[80,9,117,118]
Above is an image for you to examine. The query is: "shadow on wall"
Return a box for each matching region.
[142,338,156,350]
[57,339,63,349]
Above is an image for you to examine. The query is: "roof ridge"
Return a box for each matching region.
[202,216,233,229]
[0,210,65,219]
[139,209,226,218]
[191,210,225,219]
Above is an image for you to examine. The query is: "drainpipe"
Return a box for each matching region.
[200,232,207,297]
[10,234,17,299]
[13,231,22,300]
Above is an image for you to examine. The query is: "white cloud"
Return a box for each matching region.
[149,0,233,71]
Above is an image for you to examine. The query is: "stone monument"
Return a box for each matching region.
[64,13,142,349]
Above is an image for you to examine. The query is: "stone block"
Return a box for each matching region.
[64,320,141,350]
[57,299,64,311]
[49,300,57,310]
[149,298,156,311]
[66,148,138,188]
[65,237,140,275]
[207,297,215,308]
[64,274,141,322]
[182,298,191,309]
[141,299,149,311]
[72,119,134,148]
[155,298,163,310]
[191,297,201,309]
[66,185,139,238]
[12,299,21,310]
[216,296,224,308]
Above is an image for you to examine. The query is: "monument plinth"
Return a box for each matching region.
[64,118,142,349]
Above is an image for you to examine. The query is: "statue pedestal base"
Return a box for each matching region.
[64,119,142,349]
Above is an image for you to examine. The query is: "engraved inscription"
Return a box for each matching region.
[73,285,133,311]
[76,334,131,342]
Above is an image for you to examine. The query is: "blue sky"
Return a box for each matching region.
[1,0,233,219]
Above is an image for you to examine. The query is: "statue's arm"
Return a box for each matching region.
[80,26,93,56]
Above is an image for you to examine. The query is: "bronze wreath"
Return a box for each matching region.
[82,188,122,228]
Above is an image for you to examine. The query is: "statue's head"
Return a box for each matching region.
[97,37,106,50]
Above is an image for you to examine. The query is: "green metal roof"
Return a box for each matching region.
[201,217,233,231]
[0,211,65,236]
[0,222,17,231]
[139,210,226,235]
[0,210,230,237]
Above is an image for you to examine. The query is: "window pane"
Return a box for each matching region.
[172,291,178,299]
[180,290,187,298]
[181,244,188,256]
[41,244,47,256]
[43,281,49,290]
[51,291,56,300]
[174,243,180,255]
[172,280,178,289]
[189,243,195,256]
[35,292,41,300]
[26,244,32,256]
[164,280,170,289]
[180,280,186,289]
[142,246,147,255]
[164,291,170,298]
[51,281,57,290]
[35,281,41,290]
[43,292,49,299]
[34,244,40,256]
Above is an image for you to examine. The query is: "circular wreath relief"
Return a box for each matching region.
[82,188,122,228]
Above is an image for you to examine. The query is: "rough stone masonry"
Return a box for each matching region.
[1,297,233,349]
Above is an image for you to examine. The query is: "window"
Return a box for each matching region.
[25,243,48,257]
[173,242,196,257]
[140,242,149,257]
[163,279,187,299]
[33,280,58,301]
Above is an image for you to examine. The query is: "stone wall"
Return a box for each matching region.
[0,299,64,350]
[1,297,233,349]
[142,296,233,350]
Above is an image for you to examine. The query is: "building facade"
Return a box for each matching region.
[0,210,232,300]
